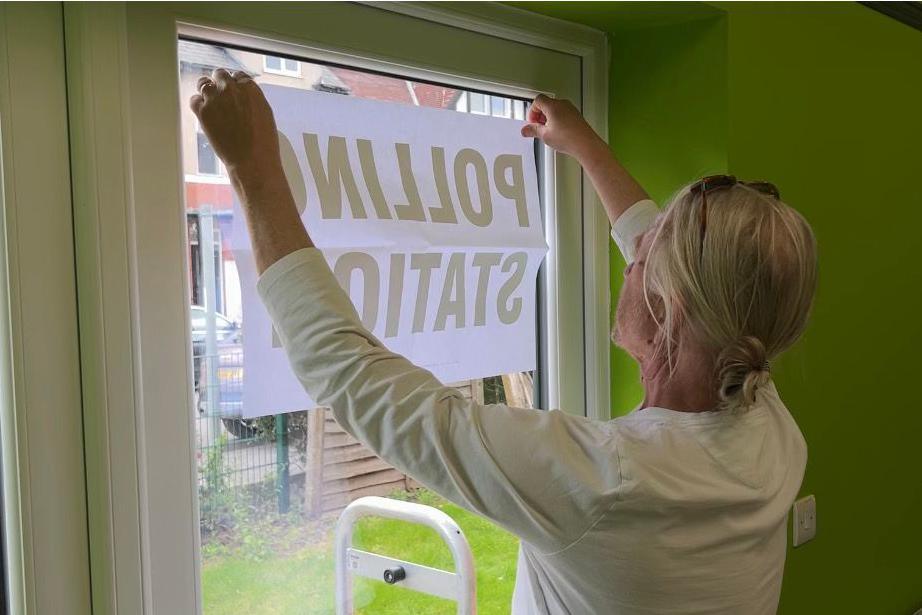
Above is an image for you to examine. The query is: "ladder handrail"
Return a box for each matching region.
[334,496,477,614]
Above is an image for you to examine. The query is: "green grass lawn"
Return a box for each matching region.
[202,490,518,614]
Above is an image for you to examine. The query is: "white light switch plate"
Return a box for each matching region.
[793,495,816,547]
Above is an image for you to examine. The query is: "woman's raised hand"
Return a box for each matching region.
[190,68,283,180]
[190,69,312,272]
[523,94,649,226]
[521,94,605,162]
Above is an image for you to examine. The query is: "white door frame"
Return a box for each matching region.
[0,4,91,613]
[65,3,609,613]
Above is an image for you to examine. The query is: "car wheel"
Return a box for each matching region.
[221,418,260,439]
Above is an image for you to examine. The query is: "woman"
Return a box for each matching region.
[192,69,817,614]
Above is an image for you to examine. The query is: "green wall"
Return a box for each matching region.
[606,13,730,414]
[512,2,922,612]
[724,4,922,612]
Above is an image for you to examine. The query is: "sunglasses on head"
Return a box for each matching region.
[689,175,781,247]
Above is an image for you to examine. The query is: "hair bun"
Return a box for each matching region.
[717,336,771,408]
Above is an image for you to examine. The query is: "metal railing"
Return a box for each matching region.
[194,343,300,528]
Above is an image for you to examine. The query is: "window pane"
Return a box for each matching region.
[491,95,508,117]
[179,39,537,614]
[196,132,218,175]
[469,92,487,114]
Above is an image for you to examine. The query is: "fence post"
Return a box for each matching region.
[304,408,326,518]
[275,413,289,513]
[501,372,534,408]
[200,208,222,446]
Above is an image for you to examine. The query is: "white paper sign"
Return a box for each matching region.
[232,85,547,418]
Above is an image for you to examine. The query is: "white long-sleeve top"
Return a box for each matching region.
[257,199,807,614]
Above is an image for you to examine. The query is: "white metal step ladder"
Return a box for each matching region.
[335,496,477,614]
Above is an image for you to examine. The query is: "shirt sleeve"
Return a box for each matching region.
[257,248,622,554]
[611,199,660,263]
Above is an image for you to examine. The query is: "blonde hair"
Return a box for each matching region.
[642,179,818,409]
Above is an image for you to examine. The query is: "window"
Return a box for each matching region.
[196,131,220,175]
[491,95,510,118]
[468,91,488,114]
[179,39,541,614]
[104,4,597,610]
[457,92,528,120]
[263,55,301,77]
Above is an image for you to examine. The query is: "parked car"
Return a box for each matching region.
[189,306,254,438]
[190,305,240,345]
[193,340,258,438]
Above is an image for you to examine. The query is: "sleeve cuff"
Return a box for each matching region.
[611,199,659,263]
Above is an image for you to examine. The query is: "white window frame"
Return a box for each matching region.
[64,3,610,613]
[184,172,231,186]
[263,54,301,77]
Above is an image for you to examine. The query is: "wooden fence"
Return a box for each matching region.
[301,379,486,517]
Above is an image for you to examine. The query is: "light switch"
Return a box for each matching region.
[793,495,816,547]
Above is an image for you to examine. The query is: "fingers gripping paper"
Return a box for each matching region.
[233,85,548,418]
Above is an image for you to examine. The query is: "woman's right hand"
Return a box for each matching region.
[521,94,605,162]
